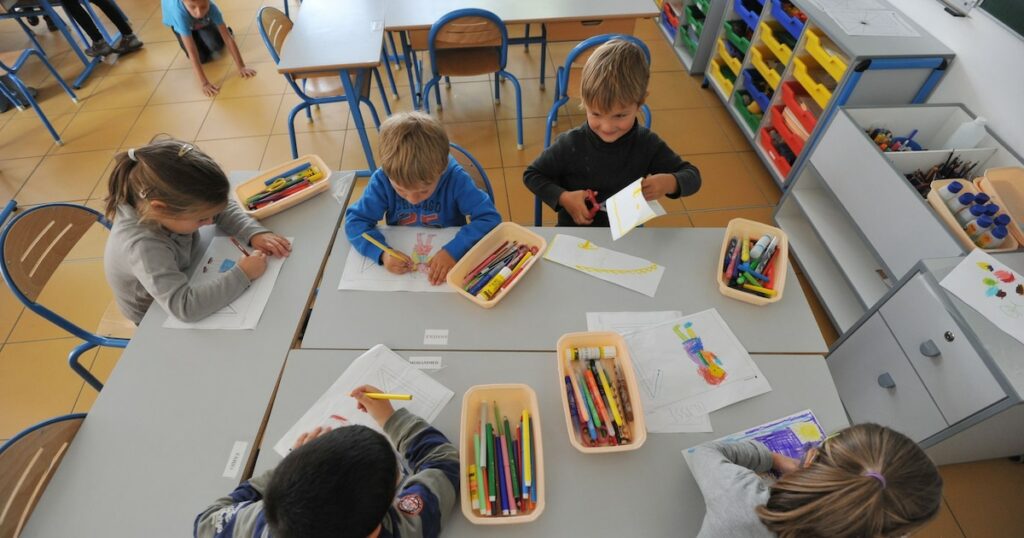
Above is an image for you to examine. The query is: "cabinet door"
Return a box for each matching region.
[827,313,947,443]
[880,275,1005,424]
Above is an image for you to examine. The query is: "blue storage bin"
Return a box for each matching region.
[742,69,771,111]
[733,0,761,31]
[771,0,805,40]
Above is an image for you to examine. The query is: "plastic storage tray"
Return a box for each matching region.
[694,0,710,14]
[717,218,789,305]
[447,222,547,308]
[717,38,743,74]
[233,155,332,220]
[759,127,793,177]
[555,332,647,453]
[733,0,762,30]
[758,21,792,64]
[770,105,804,154]
[781,80,818,132]
[804,29,847,82]
[793,57,834,109]
[750,46,782,90]
[722,20,751,54]
[686,4,705,36]
[742,69,772,111]
[709,58,736,95]
[771,0,805,40]
[926,179,1020,252]
[733,90,763,132]
[460,384,545,524]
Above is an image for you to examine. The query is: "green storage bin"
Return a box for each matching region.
[693,0,710,14]
[685,5,705,36]
[679,30,698,56]
[733,91,762,132]
[723,20,751,55]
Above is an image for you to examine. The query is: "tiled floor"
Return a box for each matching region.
[0,4,1019,535]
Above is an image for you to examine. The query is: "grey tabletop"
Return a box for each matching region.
[302,227,828,354]
[252,349,848,537]
[22,172,353,537]
[383,0,659,30]
[276,0,385,73]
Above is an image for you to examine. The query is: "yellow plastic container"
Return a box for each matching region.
[233,154,332,220]
[927,179,1020,252]
[792,57,835,109]
[446,222,547,308]
[716,38,743,74]
[717,218,789,305]
[758,22,792,64]
[460,384,544,524]
[804,29,847,82]
[982,167,1024,238]
[750,46,782,90]
[709,58,735,95]
[555,332,647,454]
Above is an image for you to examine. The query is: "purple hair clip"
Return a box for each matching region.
[863,470,887,488]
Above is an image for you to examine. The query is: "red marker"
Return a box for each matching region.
[229,237,250,257]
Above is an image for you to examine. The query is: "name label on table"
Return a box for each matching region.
[371,20,384,31]
[409,356,443,370]
[423,329,449,346]
[222,441,248,479]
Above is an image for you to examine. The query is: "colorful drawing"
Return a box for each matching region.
[673,322,727,385]
[941,250,1024,347]
[684,410,827,469]
[977,259,1024,316]
[413,232,437,274]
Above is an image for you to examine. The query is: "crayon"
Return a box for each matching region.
[503,417,520,502]
[564,376,584,442]
[363,392,412,400]
[469,464,479,511]
[229,237,250,257]
[597,363,624,427]
[741,233,750,262]
[743,283,777,297]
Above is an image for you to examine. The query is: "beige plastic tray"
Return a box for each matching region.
[979,167,1024,243]
[717,218,789,305]
[460,384,544,525]
[446,223,547,308]
[927,179,1019,252]
[555,332,646,453]
[233,154,332,220]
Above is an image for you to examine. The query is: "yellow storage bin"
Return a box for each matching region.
[750,46,781,90]
[709,58,735,95]
[805,29,847,82]
[792,57,834,109]
[716,38,742,75]
[758,22,792,64]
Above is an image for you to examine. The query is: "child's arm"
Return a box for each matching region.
[642,135,701,200]
[193,470,272,537]
[179,33,219,97]
[689,441,774,499]
[523,134,570,211]
[213,200,289,257]
[218,23,255,79]
[343,172,399,264]
[440,169,501,261]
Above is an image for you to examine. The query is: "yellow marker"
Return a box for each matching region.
[360,233,413,265]
[741,233,750,262]
[742,283,777,297]
[364,393,413,400]
[598,365,624,427]
[523,410,532,488]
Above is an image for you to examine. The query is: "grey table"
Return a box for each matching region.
[252,350,848,537]
[22,172,353,537]
[302,227,828,354]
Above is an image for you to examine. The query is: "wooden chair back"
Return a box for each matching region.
[433,16,502,49]
[259,6,293,58]
[2,205,99,303]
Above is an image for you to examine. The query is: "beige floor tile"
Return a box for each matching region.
[689,207,775,227]
[738,150,782,205]
[197,94,282,140]
[0,157,42,202]
[111,0,158,21]
[915,498,965,538]
[51,47,113,84]
[0,339,92,438]
[273,93,353,135]
[80,71,164,111]
[262,130,345,171]
[503,44,555,81]
[633,17,664,40]
[504,166,556,226]
[493,77,559,121]
[496,114,578,168]
[646,71,716,111]
[482,168,510,222]
[150,65,230,104]
[135,13,180,44]
[339,127,380,172]
[709,103,756,152]
[647,212,693,227]
[196,136,270,172]
[681,152,768,211]
[72,346,123,413]
[169,44,237,70]
[7,259,112,342]
[445,121,502,169]
[28,80,86,118]
[221,8,260,37]
[655,107,735,156]
[545,42,575,72]
[13,51,69,88]
[215,62,288,99]
[107,40,180,74]
[428,80,497,124]
[16,150,114,205]
[940,458,1024,537]
[122,100,213,146]
[0,287,24,343]
[647,34,686,73]
[0,113,72,159]
[51,106,142,154]
[235,31,276,66]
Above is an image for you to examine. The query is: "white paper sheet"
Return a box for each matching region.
[829,9,919,37]
[339,226,459,292]
[605,177,667,240]
[587,311,683,333]
[940,250,1024,347]
[683,409,826,466]
[621,309,771,415]
[162,236,291,330]
[544,234,665,297]
[274,345,455,456]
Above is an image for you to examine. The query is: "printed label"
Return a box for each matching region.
[222,441,248,479]
[409,356,443,370]
[423,329,449,346]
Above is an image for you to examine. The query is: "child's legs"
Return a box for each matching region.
[59,0,103,42]
[195,25,226,56]
[174,30,212,63]
[87,0,133,37]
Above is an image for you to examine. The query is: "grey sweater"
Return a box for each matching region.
[104,202,268,324]
[689,441,777,538]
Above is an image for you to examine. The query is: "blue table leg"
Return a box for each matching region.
[398,31,419,108]
[340,68,376,177]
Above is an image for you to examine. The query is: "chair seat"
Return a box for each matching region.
[434,47,501,77]
[96,300,135,339]
[294,71,373,99]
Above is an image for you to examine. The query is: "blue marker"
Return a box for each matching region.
[264,162,311,185]
[737,263,769,282]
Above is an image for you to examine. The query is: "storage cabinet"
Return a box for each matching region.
[656,0,729,74]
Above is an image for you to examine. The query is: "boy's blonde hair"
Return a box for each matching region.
[580,39,649,112]
[378,112,450,187]
[757,423,943,538]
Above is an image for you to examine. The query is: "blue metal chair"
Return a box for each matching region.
[450,142,494,202]
[258,6,393,159]
[0,201,131,392]
[0,413,86,536]
[534,34,653,225]
[421,8,524,150]
[0,47,79,144]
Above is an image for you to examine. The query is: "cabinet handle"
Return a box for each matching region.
[919,339,941,358]
[877,373,896,389]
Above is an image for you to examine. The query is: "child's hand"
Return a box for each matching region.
[427,249,455,285]
[641,173,679,200]
[251,232,291,257]
[771,452,802,475]
[292,426,330,450]
[382,250,413,274]
[237,249,267,280]
[351,384,395,427]
[559,190,594,225]
[201,81,220,97]
[239,66,257,79]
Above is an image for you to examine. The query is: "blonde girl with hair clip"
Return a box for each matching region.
[103,138,291,325]
[689,422,943,538]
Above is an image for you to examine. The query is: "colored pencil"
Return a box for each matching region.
[503,417,519,502]
[499,432,516,515]
[363,392,412,400]
[360,233,412,264]
[486,423,496,503]
[229,237,250,257]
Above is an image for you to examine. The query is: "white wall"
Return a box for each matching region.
[891,0,1024,155]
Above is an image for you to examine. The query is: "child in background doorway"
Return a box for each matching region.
[161,0,255,96]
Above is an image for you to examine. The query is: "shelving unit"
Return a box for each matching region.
[701,0,954,188]
[656,0,728,74]
[775,103,1024,335]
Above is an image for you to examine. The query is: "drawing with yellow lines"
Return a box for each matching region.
[604,177,667,241]
[544,234,665,297]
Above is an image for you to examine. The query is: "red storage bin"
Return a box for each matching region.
[770,105,804,155]
[781,81,817,133]
[758,127,792,177]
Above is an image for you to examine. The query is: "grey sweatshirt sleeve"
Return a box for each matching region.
[214,200,270,245]
[689,441,776,538]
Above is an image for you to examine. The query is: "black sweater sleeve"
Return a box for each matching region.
[648,133,701,199]
[523,132,572,211]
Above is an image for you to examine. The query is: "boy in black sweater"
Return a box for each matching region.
[524,39,701,226]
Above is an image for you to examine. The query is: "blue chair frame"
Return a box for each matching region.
[0,413,86,455]
[0,201,128,391]
[421,8,524,150]
[534,34,653,226]
[1,48,79,144]
[450,142,494,202]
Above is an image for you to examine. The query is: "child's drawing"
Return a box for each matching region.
[339,227,459,293]
[684,410,827,471]
[544,234,665,297]
[976,259,1024,318]
[673,322,727,386]
[940,250,1024,346]
[413,232,436,274]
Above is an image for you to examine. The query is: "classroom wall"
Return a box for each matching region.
[891,0,1024,154]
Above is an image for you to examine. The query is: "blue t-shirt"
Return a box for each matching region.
[161,0,224,36]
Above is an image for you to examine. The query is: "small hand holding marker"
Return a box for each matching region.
[230,237,267,280]
[361,232,415,275]
[350,384,397,427]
